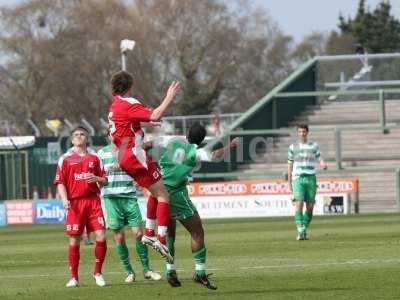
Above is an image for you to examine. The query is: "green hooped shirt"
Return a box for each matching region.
[97,145,136,198]
[288,141,321,179]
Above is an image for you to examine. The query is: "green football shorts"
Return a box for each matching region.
[101,196,143,230]
[292,174,317,203]
[168,187,198,221]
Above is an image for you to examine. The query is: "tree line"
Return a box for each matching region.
[0,0,398,135]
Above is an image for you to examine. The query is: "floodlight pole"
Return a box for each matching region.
[27,119,41,137]
[120,39,136,71]
[121,52,127,71]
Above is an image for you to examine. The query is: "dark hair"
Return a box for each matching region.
[187,123,207,146]
[110,70,133,95]
[297,124,309,132]
[71,125,89,136]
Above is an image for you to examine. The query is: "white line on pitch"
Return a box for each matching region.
[0,259,399,279]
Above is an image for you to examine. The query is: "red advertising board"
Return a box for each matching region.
[189,178,358,197]
[6,200,34,224]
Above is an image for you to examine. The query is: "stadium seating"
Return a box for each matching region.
[237,98,400,213]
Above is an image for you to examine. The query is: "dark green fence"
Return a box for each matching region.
[0,136,107,200]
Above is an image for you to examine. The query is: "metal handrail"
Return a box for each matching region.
[164,113,241,120]
[315,53,400,61]
[275,88,400,98]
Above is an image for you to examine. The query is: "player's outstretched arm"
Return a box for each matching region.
[57,184,70,209]
[210,137,240,161]
[150,81,181,121]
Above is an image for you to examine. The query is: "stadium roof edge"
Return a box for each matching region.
[0,136,35,150]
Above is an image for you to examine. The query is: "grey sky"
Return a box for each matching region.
[255,0,400,42]
[1,0,400,42]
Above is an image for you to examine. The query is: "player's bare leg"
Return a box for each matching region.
[180,214,217,290]
[92,229,107,286]
[66,235,81,288]
[166,219,181,287]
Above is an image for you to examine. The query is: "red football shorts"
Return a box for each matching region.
[118,146,161,188]
[65,197,105,235]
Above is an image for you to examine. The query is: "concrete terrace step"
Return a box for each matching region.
[236,98,400,213]
[307,108,400,115]
[360,207,398,213]
[312,99,400,108]
[237,161,400,173]
[309,103,400,113]
[292,116,400,126]
[261,153,400,162]
[268,141,400,150]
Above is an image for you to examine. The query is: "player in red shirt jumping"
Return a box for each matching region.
[54,126,108,288]
[108,71,181,262]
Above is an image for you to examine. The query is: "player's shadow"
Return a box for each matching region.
[179,286,354,296]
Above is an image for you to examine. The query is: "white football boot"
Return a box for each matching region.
[93,273,106,287]
[65,278,79,288]
[153,240,174,263]
[142,235,173,263]
[141,235,157,247]
[125,273,136,283]
[144,270,162,281]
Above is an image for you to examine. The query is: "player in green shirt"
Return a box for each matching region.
[288,124,327,240]
[148,123,239,290]
[97,144,161,283]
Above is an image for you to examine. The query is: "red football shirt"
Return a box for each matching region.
[53,148,105,200]
[108,95,153,149]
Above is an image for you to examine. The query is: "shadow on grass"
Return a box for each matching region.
[177,286,354,297]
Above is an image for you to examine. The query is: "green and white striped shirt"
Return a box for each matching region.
[97,145,136,198]
[288,142,321,178]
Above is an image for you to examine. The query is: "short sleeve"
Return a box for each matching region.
[196,148,212,162]
[127,104,153,122]
[287,144,294,163]
[53,157,66,185]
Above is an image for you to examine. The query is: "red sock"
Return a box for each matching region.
[157,202,170,245]
[158,234,167,245]
[145,196,158,236]
[94,240,107,274]
[157,202,170,226]
[68,245,80,280]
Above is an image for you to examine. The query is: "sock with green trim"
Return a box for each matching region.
[116,244,134,274]
[166,236,176,274]
[295,210,304,233]
[135,240,150,273]
[192,247,207,276]
[303,211,313,229]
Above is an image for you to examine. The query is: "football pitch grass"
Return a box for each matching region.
[0,214,399,300]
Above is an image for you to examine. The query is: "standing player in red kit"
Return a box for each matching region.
[54,126,108,288]
[108,71,180,262]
